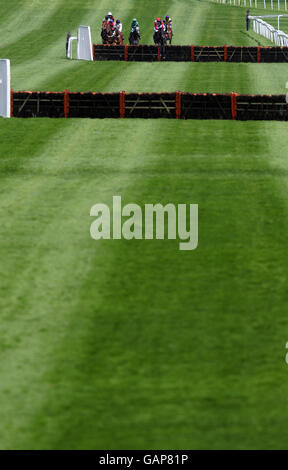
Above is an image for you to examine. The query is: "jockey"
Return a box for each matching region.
[154,17,164,32]
[103,17,115,36]
[108,18,115,31]
[131,18,140,33]
[105,11,115,25]
[115,19,122,33]
[164,15,172,31]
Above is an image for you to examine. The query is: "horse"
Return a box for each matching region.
[106,22,116,45]
[114,29,124,46]
[129,28,140,45]
[165,23,173,45]
[153,28,166,46]
[153,28,167,59]
[101,21,121,45]
[101,20,108,44]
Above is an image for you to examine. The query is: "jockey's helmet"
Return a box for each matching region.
[157,17,161,22]
[108,11,112,16]
[116,19,120,24]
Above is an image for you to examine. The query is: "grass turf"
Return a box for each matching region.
[0,0,288,450]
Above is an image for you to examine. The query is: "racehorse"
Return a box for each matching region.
[153,28,167,59]
[129,29,140,45]
[105,22,116,45]
[165,23,173,45]
[101,21,124,45]
[153,28,166,46]
[114,30,124,45]
[101,20,108,44]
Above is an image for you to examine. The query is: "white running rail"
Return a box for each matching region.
[67,36,77,59]
[250,15,288,44]
[212,0,287,10]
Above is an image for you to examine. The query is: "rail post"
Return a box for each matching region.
[120,91,125,118]
[10,88,13,117]
[176,91,182,119]
[158,46,161,61]
[124,44,128,62]
[64,89,69,118]
[224,45,228,61]
[191,45,195,62]
[231,92,238,120]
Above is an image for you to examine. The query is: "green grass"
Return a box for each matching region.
[1,0,288,450]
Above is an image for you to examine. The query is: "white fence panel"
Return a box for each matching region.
[0,59,10,118]
[77,25,93,61]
